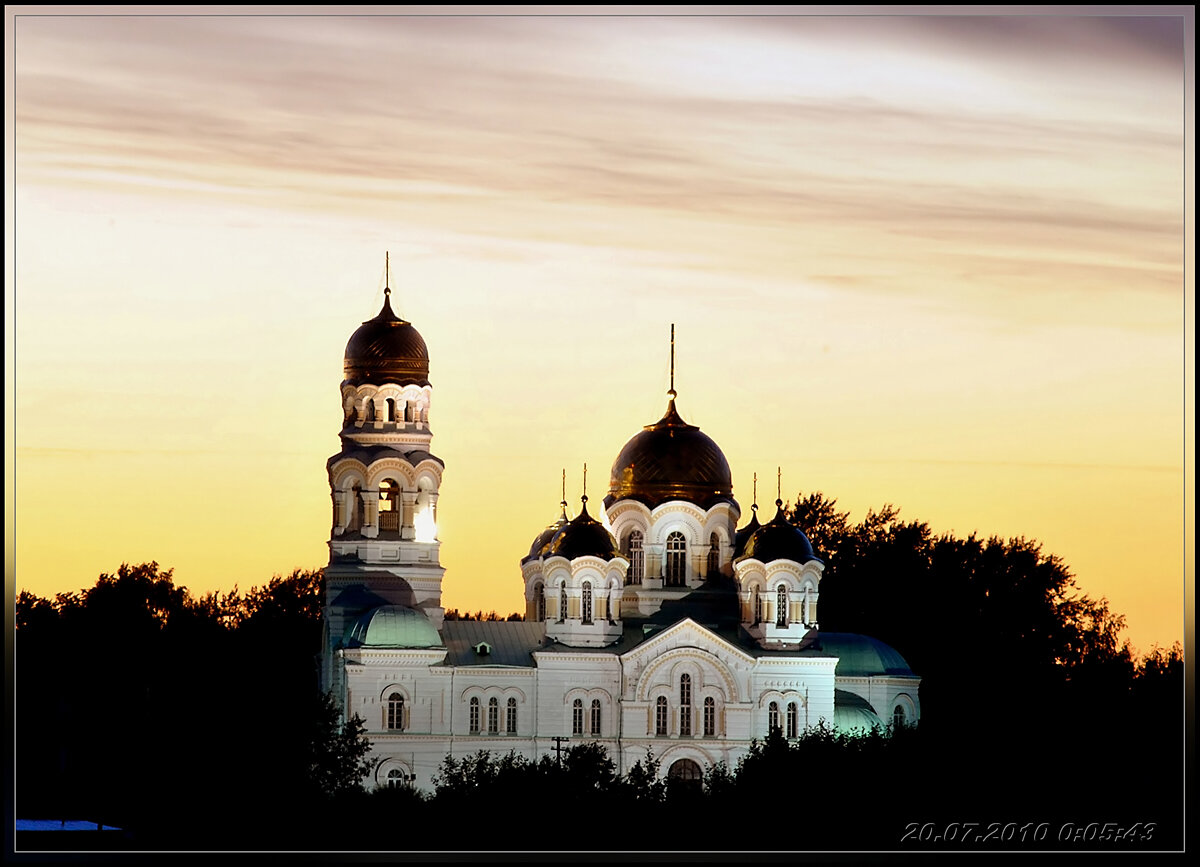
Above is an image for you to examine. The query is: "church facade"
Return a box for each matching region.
[319,285,920,791]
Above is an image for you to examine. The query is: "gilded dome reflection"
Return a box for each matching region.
[604,398,735,511]
[343,292,430,387]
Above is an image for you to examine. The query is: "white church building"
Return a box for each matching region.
[319,284,920,792]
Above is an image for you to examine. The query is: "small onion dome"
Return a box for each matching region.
[343,604,442,649]
[343,292,430,387]
[522,503,571,564]
[833,689,885,734]
[604,398,734,511]
[544,498,621,561]
[735,501,822,566]
[815,633,915,677]
[732,504,762,558]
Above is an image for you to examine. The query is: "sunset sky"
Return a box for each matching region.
[6,7,1193,655]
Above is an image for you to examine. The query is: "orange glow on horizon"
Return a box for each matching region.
[5,8,1193,657]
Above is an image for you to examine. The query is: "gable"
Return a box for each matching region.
[621,617,755,667]
[621,618,755,701]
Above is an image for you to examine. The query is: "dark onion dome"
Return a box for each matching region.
[343,290,430,387]
[604,398,735,511]
[732,503,762,558]
[544,498,621,561]
[343,604,442,649]
[522,503,571,564]
[735,500,823,566]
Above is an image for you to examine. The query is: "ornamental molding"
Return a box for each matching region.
[330,459,370,488]
[531,651,621,666]
[634,646,741,703]
[342,382,433,397]
[457,685,530,702]
[649,501,707,522]
[621,618,755,669]
[606,501,651,522]
[754,657,836,671]
[344,650,448,666]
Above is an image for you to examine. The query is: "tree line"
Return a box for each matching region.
[13,491,1184,851]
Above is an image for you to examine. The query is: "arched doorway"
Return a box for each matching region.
[667,757,703,790]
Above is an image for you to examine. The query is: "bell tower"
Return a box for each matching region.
[320,260,446,694]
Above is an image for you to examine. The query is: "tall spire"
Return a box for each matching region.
[385,251,391,298]
[668,323,677,399]
[558,468,569,522]
[776,467,785,515]
[752,472,759,515]
[578,462,590,516]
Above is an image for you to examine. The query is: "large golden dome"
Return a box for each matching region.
[604,398,735,511]
[343,291,430,387]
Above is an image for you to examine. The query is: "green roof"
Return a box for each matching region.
[344,605,443,649]
[833,689,885,734]
[811,633,915,677]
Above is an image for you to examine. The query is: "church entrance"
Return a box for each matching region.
[666,758,702,789]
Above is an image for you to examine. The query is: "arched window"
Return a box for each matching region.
[386,692,405,731]
[786,702,798,738]
[655,696,669,736]
[572,699,584,735]
[469,697,481,734]
[590,699,602,736]
[386,768,406,788]
[559,581,568,621]
[768,701,780,734]
[535,583,545,622]
[893,704,907,730]
[488,697,499,734]
[507,698,518,734]
[379,479,400,533]
[366,398,376,422]
[385,398,396,422]
[404,401,413,423]
[625,530,644,585]
[581,582,593,625]
[351,484,364,531]
[707,532,720,576]
[704,697,716,737]
[754,587,762,624]
[776,585,789,627]
[679,674,692,736]
[665,531,687,587]
[668,758,703,788]
[609,588,619,623]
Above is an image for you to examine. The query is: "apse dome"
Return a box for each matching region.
[343,291,430,387]
[545,500,621,561]
[833,689,885,734]
[604,398,734,511]
[815,633,915,678]
[344,604,442,649]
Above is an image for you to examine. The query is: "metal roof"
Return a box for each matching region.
[441,621,548,667]
[833,688,885,733]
